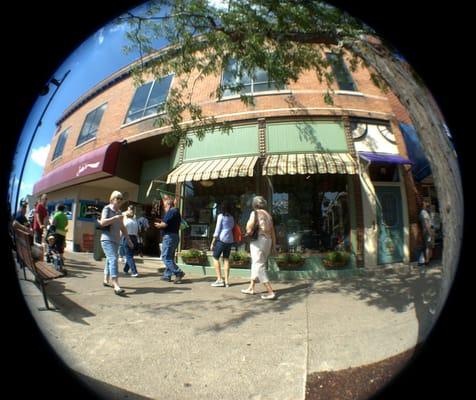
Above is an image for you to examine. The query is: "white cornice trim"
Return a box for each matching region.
[126,107,393,143]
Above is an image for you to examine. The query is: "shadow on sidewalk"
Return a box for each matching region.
[20,275,96,326]
[75,371,154,399]
[313,266,443,344]
[128,282,314,333]
[120,286,192,295]
[64,258,96,268]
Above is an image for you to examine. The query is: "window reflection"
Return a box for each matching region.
[270,175,350,254]
[182,178,256,251]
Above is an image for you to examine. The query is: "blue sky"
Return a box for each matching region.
[8,1,169,210]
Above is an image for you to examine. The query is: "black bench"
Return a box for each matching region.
[13,227,64,311]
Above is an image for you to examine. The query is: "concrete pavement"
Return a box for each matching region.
[17,252,443,400]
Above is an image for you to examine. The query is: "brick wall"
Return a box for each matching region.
[387,90,412,125]
[44,55,396,176]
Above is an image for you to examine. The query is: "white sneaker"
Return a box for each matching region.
[211,279,225,287]
[131,273,139,277]
[261,292,276,300]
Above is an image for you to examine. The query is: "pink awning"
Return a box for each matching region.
[33,142,121,195]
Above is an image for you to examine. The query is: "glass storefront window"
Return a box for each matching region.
[78,200,107,221]
[47,200,74,220]
[182,178,256,251]
[269,174,350,255]
[368,163,400,182]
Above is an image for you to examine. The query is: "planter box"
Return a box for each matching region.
[229,260,250,269]
[277,260,306,270]
[182,256,208,265]
[323,260,348,269]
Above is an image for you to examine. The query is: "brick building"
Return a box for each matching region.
[33,48,436,275]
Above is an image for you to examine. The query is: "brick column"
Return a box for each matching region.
[352,175,365,267]
[342,115,357,158]
[257,118,267,197]
[391,118,420,261]
[344,115,365,267]
[178,138,186,165]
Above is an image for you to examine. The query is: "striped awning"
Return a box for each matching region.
[166,156,259,183]
[262,153,357,176]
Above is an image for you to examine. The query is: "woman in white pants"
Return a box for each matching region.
[241,196,276,299]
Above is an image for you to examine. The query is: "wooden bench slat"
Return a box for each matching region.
[13,227,63,310]
[35,262,63,279]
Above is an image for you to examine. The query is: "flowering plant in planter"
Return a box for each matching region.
[322,251,351,269]
[275,252,306,270]
[180,248,208,265]
[229,251,251,268]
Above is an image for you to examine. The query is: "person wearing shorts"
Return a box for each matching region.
[51,203,68,266]
[210,201,235,288]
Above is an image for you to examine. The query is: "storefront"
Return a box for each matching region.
[352,120,413,266]
[399,123,442,260]
[35,116,418,275]
[33,141,140,252]
[156,119,363,277]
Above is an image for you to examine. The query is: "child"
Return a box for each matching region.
[45,231,66,274]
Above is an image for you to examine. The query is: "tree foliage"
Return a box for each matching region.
[117,0,381,146]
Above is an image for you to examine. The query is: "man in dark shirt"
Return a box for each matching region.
[154,198,185,283]
[13,199,32,234]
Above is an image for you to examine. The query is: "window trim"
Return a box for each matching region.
[326,52,358,92]
[217,89,292,102]
[336,90,364,97]
[120,110,167,129]
[51,128,70,161]
[76,102,108,147]
[220,61,286,99]
[123,74,174,125]
[74,136,97,150]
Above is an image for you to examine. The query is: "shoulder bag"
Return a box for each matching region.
[245,211,260,242]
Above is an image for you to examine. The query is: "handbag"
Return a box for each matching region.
[232,223,243,243]
[245,211,260,242]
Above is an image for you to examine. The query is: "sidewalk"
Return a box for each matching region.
[17,251,443,400]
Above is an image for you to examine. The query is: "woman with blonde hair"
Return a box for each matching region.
[98,191,134,295]
[241,196,276,299]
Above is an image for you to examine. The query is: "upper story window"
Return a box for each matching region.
[77,103,107,146]
[52,129,69,160]
[125,75,174,124]
[221,59,284,97]
[326,53,357,92]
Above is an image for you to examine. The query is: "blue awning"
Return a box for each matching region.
[358,152,413,165]
[399,123,432,182]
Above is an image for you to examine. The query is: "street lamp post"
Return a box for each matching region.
[14,70,71,212]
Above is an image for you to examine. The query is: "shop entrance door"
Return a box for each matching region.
[375,185,404,264]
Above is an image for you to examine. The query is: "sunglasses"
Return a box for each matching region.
[116,197,123,201]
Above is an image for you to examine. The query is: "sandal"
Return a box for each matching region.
[241,288,255,295]
[103,282,112,287]
[114,288,125,295]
